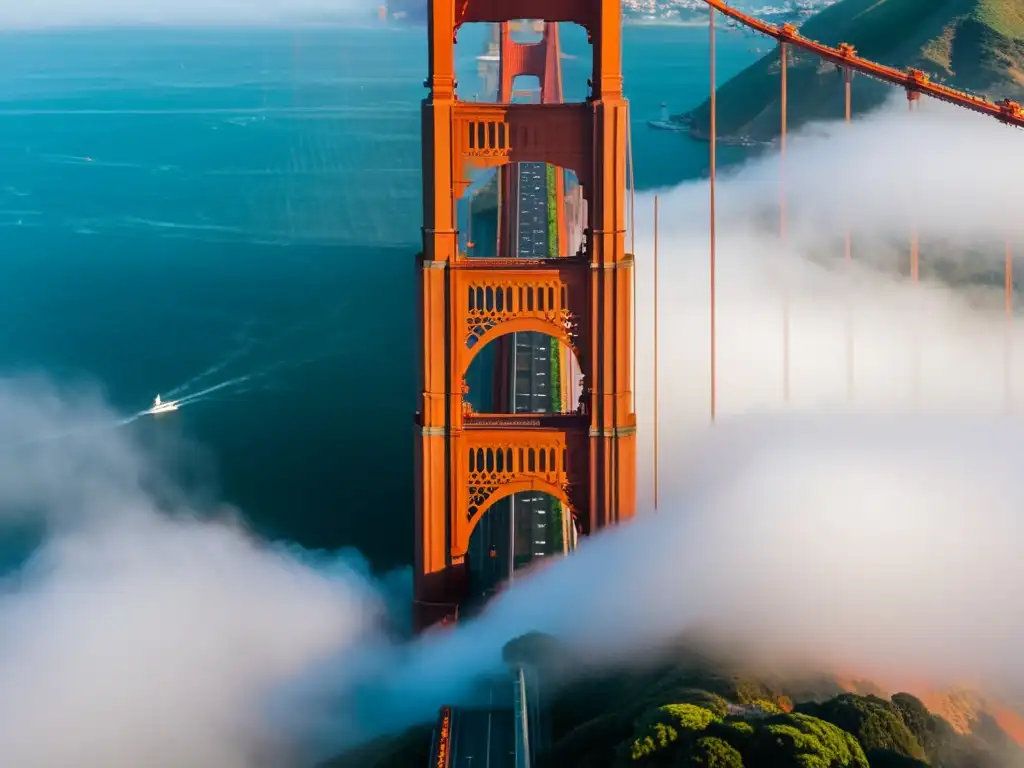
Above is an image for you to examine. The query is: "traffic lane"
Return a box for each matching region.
[488,709,516,767]
[517,162,548,260]
[478,503,510,598]
[451,689,516,768]
[513,162,556,562]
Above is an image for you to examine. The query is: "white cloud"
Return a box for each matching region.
[0,0,377,29]
[0,378,393,768]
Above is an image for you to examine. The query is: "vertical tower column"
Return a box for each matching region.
[415,0,459,628]
[587,0,636,532]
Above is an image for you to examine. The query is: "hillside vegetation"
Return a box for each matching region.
[533,642,1024,768]
[323,633,1024,768]
[684,0,1024,142]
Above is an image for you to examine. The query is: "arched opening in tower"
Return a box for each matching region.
[464,329,584,416]
[463,489,577,614]
[452,20,592,104]
[457,159,585,261]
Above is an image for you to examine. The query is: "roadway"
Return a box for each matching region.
[508,159,559,566]
[449,680,517,768]
[467,154,562,603]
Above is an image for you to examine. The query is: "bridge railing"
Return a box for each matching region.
[427,705,454,768]
[463,412,588,429]
[512,666,532,768]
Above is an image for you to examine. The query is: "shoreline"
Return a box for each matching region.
[623,18,709,28]
[656,113,766,148]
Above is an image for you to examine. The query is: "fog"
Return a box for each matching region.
[369,94,1024,728]
[0,0,377,29]
[0,379,395,768]
[1,92,1024,766]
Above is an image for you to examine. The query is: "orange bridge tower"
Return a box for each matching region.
[415,0,635,630]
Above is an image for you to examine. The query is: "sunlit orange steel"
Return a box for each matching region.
[415,0,635,631]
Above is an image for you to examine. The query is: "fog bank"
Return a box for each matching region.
[0,0,376,29]
[365,93,1024,727]
[0,378,396,768]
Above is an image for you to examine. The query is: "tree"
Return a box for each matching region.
[797,694,926,761]
[627,703,722,762]
[542,712,635,768]
[690,736,744,767]
[901,704,1024,768]
[746,713,870,768]
[501,630,567,669]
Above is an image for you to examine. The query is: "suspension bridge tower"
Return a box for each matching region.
[414,0,635,631]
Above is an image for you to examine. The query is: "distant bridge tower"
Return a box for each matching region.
[476,24,501,98]
[414,0,636,631]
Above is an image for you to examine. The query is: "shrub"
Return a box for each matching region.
[797,693,926,760]
[628,704,721,761]
[690,736,744,767]
[750,713,870,768]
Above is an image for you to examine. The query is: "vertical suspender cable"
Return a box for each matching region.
[653,195,659,511]
[780,42,790,403]
[709,7,718,423]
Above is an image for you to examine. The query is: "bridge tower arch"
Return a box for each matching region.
[415,0,636,630]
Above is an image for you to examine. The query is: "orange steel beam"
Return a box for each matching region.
[415,0,635,632]
[628,108,637,410]
[698,0,1024,129]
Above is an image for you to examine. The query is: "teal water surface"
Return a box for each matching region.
[0,23,757,569]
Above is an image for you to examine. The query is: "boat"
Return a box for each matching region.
[149,394,179,415]
[648,102,688,132]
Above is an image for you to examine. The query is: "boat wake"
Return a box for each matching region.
[147,394,179,415]
[139,374,252,420]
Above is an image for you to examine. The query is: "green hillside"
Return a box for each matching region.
[320,633,1024,768]
[683,0,1024,142]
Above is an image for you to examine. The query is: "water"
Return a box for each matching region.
[0,22,757,570]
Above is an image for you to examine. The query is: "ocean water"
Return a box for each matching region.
[0,22,757,569]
